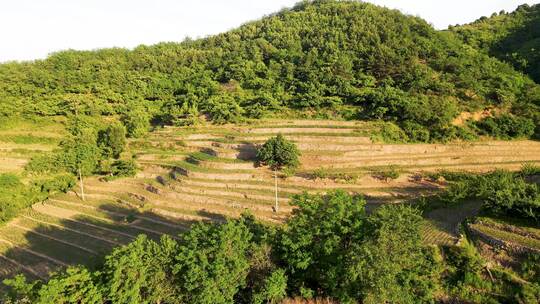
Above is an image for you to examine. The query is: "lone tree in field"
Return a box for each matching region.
[257,134,300,212]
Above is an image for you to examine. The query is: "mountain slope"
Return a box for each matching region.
[451,3,540,83]
[0,0,538,140]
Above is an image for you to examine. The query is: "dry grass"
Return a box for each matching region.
[1,119,539,281]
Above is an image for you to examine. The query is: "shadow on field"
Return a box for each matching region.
[0,197,220,284]
[424,200,483,235]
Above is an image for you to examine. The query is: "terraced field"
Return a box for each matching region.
[469,217,540,252]
[1,119,539,282]
[0,118,64,174]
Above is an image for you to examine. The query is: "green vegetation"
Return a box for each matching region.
[0,1,538,141]
[431,169,540,222]
[451,4,540,84]
[4,191,538,303]
[256,134,300,170]
[474,114,535,139]
[0,173,75,225]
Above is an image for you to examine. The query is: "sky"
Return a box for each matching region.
[0,0,538,62]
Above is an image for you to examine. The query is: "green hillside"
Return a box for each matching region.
[451,3,540,83]
[1,0,538,141]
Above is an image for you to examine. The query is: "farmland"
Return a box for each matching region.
[1,119,539,282]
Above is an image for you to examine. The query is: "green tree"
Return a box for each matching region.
[257,134,300,212]
[278,190,366,300]
[347,205,441,303]
[122,105,150,138]
[3,267,102,304]
[173,218,253,304]
[98,122,126,159]
[101,235,178,304]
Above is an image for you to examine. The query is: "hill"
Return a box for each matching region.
[451,3,540,83]
[0,0,539,141]
[1,1,540,302]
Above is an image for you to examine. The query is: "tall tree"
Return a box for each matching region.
[256,134,300,212]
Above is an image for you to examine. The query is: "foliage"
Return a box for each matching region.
[436,170,540,222]
[520,162,540,177]
[451,4,540,84]
[0,174,34,224]
[277,191,439,303]
[257,134,300,170]
[0,171,75,226]
[375,165,401,181]
[483,178,539,222]
[475,114,535,139]
[372,122,409,143]
[97,122,126,158]
[0,1,537,136]
[173,218,253,304]
[3,189,538,303]
[121,104,151,138]
[101,159,138,181]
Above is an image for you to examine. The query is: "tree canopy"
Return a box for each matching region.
[0,0,538,140]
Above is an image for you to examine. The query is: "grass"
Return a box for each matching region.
[421,220,456,246]
[1,119,539,281]
[0,134,59,145]
[470,223,540,250]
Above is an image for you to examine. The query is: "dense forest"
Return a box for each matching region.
[451,3,540,84]
[0,0,539,141]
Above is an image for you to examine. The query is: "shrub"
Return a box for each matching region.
[122,106,150,138]
[33,174,76,198]
[25,153,61,174]
[205,93,245,124]
[482,178,539,222]
[475,114,535,139]
[401,121,430,142]
[373,122,409,143]
[376,165,401,181]
[103,160,138,181]
[520,162,540,177]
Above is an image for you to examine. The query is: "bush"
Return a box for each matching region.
[122,106,150,138]
[103,160,138,181]
[482,178,539,222]
[520,163,540,177]
[401,121,430,142]
[0,174,34,224]
[475,114,535,139]
[373,122,409,143]
[376,165,401,181]
[25,153,61,174]
[33,174,76,198]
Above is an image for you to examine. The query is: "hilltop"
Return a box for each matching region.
[451,3,540,83]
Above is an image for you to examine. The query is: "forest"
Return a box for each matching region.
[0,1,539,142]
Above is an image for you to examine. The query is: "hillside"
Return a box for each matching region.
[1,1,540,303]
[1,119,540,303]
[451,3,540,83]
[0,0,539,141]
